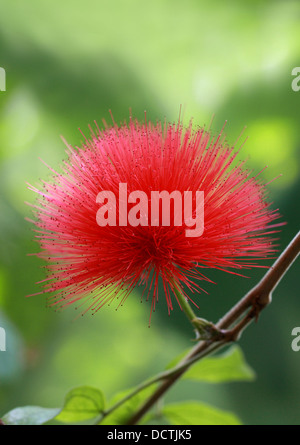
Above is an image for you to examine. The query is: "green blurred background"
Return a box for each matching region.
[0,0,299,425]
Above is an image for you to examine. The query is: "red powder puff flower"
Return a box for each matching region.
[27,113,282,321]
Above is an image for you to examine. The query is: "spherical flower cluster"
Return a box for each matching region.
[28,114,281,320]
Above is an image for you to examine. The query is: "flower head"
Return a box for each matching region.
[28,113,282,320]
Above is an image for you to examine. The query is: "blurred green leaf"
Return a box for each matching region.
[100,384,157,425]
[163,401,242,425]
[2,406,59,425]
[183,346,255,383]
[55,386,105,423]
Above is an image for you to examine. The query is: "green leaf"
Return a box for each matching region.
[55,386,105,423]
[183,346,255,383]
[100,384,157,425]
[2,406,60,425]
[163,401,242,425]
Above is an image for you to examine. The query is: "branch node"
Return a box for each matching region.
[192,318,225,341]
